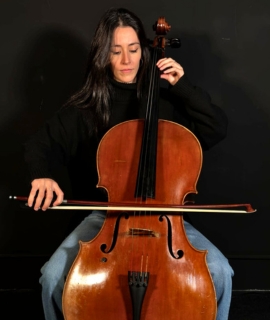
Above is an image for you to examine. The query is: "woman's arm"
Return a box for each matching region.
[24,106,87,210]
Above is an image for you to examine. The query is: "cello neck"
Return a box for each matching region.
[135,21,169,201]
[135,46,162,200]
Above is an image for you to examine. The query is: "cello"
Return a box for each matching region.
[61,16,218,320]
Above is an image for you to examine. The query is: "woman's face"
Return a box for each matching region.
[110,26,142,83]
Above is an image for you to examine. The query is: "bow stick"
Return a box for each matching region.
[10,196,256,214]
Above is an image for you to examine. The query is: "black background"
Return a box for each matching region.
[1,0,270,290]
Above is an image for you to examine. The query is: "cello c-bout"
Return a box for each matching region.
[62,17,217,320]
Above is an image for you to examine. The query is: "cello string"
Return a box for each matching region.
[131,45,159,273]
[140,45,162,273]
[141,46,158,268]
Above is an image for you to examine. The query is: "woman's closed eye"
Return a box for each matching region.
[111,48,139,55]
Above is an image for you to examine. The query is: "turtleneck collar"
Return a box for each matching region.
[110,77,137,91]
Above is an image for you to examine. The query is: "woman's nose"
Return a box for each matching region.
[121,52,130,64]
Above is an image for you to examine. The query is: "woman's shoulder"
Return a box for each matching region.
[53,105,88,128]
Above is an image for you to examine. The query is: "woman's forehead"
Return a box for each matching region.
[111,26,140,46]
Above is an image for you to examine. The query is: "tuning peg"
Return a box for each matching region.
[166,38,181,48]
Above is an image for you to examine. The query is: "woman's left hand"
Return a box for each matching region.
[156,58,184,85]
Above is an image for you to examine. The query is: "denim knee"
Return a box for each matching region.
[40,260,65,289]
[208,256,234,299]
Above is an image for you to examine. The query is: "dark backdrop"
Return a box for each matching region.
[1,0,270,290]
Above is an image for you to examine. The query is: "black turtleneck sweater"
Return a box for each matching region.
[24,75,228,200]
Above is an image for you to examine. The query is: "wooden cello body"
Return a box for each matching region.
[62,17,217,320]
[62,120,216,319]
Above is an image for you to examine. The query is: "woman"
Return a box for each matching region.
[24,7,233,320]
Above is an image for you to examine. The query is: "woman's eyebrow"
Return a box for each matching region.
[111,42,140,47]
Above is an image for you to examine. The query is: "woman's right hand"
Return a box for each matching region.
[28,178,64,211]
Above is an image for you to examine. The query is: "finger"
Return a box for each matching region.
[160,67,181,80]
[159,63,184,85]
[28,187,38,207]
[52,187,64,207]
[33,186,46,211]
[28,179,46,210]
[158,61,183,78]
[156,58,167,68]
[31,179,50,211]
[159,64,181,77]
[50,181,64,206]
[156,58,178,70]
[41,188,54,211]
[156,57,173,65]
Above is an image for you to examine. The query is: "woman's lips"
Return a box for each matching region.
[121,69,133,73]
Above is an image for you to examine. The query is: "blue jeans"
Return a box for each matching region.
[40,211,234,320]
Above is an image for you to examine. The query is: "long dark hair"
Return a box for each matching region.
[64,8,151,135]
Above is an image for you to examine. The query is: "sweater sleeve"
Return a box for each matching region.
[24,106,87,182]
[169,74,228,150]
